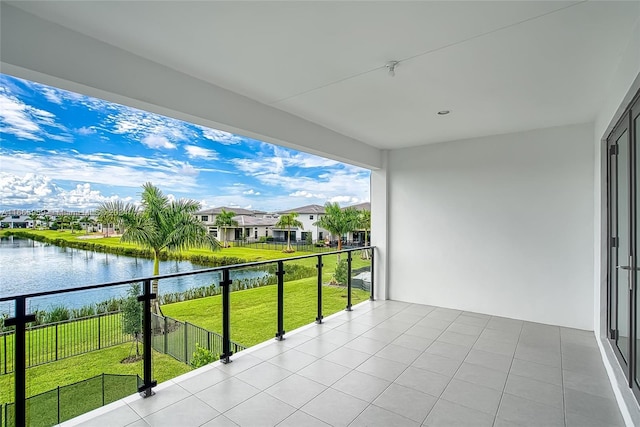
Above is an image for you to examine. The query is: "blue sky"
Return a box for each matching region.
[0,74,370,212]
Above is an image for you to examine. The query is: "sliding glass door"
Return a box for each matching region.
[608,90,640,395]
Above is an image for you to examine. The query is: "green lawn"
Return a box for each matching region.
[3,373,140,427]
[0,312,126,375]
[0,343,190,404]
[162,276,370,347]
[0,229,321,263]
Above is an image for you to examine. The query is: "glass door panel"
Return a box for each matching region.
[616,129,630,362]
[634,106,640,389]
[608,89,640,398]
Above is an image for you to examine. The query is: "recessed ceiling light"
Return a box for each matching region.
[437,110,451,115]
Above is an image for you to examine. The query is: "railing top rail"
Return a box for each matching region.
[0,246,374,302]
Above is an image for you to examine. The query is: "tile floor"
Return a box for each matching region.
[63,300,625,427]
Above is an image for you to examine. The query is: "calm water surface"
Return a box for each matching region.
[0,237,265,314]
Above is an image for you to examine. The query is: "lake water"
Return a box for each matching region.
[0,237,267,314]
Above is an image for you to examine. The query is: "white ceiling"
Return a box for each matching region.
[7,1,640,150]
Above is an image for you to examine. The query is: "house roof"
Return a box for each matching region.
[344,202,370,211]
[279,204,325,215]
[196,207,257,216]
[234,215,278,227]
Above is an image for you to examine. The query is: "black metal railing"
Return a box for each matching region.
[0,311,127,374]
[0,246,374,426]
[150,313,246,365]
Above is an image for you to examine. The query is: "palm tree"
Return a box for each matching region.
[79,216,95,234]
[69,215,80,234]
[40,215,52,229]
[96,201,135,237]
[28,212,40,229]
[99,182,220,313]
[214,209,238,248]
[275,213,303,253]
[58,215,71,231]
[358,210,371,259]
[314,203,359,257]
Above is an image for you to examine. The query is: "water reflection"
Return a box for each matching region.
[0,237,268,313]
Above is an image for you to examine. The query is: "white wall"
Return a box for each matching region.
[388,123,595,330]
[371,150,390,301]
[594,17,640,338]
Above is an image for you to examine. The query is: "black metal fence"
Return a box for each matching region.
[230,240,367,252]
[228,240,330,252]
[1,246,374,426]
[151,314,245,366]
[0,312,127,375]
[0,373,140,427]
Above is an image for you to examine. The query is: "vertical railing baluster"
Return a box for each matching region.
[97,313,101,350]
[57,386,60,424]
[316,255,323,324]
[163,316,168,354]
[275,261,286,340]
[137,280,156,397]
[183,322,188,364]
[370,248,375,301]
[346,251,353,311]
[55,324,59,361]
[6,296,36,427]
[220,269,233,363]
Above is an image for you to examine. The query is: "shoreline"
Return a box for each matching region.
[1,229,248,267]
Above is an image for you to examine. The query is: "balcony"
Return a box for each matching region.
[1,246,625,426]
[2,2,640,424]
[64,301,622,427]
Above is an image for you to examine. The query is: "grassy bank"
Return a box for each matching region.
[0,343,190,404]
[162,276,369,347]
[1,229,319,265]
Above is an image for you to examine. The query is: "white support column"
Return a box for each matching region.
[371,150,389,300]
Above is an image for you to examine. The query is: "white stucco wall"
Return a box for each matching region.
[593,17,640,339]
[387,123,595,330]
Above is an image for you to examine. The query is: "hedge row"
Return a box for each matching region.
[3,230,247,267]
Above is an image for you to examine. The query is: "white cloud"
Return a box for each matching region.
[0,173,132,209]
[184,145,217,160]
[0,90,72,142]
[289,190,326,199]
[76,126,96,136]
[330,195,360,204]
[0,150,200,191]
[41,87,63,105]
[231,157,284,176]
[59,183,133,209]
[105,106,194,148]
[273,146,340,169]
[242,189,261,195]
[141,134,177,149]
[197,126,243,145]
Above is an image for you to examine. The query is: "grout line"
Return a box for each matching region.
[491,318,523,427]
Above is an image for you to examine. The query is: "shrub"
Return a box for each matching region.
[190,343,216,368]
[45,306,71,323]
[71,306,96,318]
[122,283,143,356]
[333,259,348,285]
